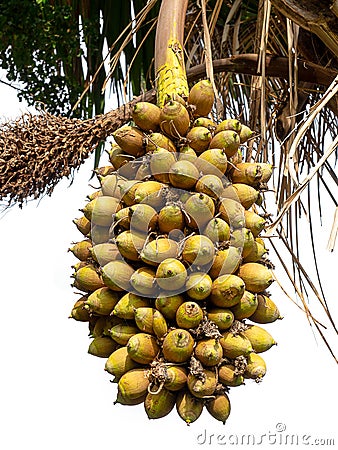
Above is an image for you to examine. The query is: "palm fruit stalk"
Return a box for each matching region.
[68,0,283,426]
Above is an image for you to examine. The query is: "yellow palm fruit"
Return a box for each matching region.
[169,160,200,189]
[194,339,223,366]
[108,144,131,169]
[89,243,120,266]
[72,264,105,292]
[73,216,91,236]
[149,147,176,184]
[176,390,204,424]
[207,308,234,330]
[82,196,120,227]
[243,240,267,263]
[206,393,231,424]
[197,148,228,176]
[244,353,267,381]
[218,364,244,387]
[182,235,215,266]
[99,172,123,198]
[69,297,91,322]
[195,174,224,200]
[105,346,140,379]
[209,130,240,158]
[188,79,214,117]
[231,162,273,186]
[237,263,274,293]
[146,132,176,153]
[193,117,216,129]
[220,331,253,358]
[112,292,149,320]
[187,370,217,398]
[210,274,245,308]
[113,125,146,157]
[184,193,215,229]
[156,258,187,291]
[134,180,165,209]
[231,290,258,320]
[109,323,139,346]
[176,301,204,329]
[155,294,185,320]
[127,333,160,364]
[158,204,185,233]
[185,272,213,301]
[144,388,177,419]
[230,227,255,258]
[90,224,110,245]
[152,310,168,339]
[130,267,156,296]
[222,183,259,209]
[249,294,281,323]
[162,329,194,363]
[115,230,146,261]
[209,247,242,279]
[239,124,254,143]
[186,126,212,153]
[218,197,245,229]
[242,325,277,353]
[84,287,119,315]
[115,390,147,406]
[160,100,190,138]
[69,239,92,261]
[141,238,179,266]
[164,366,188,391]
[244,210,266,237]
[215,118,242,134]
[132,101,162,131]
[101,260,135,291]
[117,368,150,401]
[88,336,118,358]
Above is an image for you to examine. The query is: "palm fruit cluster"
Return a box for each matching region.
[69,79,281,425]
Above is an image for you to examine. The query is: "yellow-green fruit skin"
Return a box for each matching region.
[105,346,140,379]
[218,364,244,387]
[85,287,119,315]
[176,390,204,424]
[117,368,150,401]
[210,274,245,308]
[206,393,231,424]
[187,370,217,398]
[220,332,253,358]
[207,308,234,330]
[242,325,277,353]
[237,263,274,293]
[245,353,267,381]
[176,302,204,329]
[194,339,223,366]
[231,291,258,320]
[88,336,118,358]
[164,366,188,391]
[127,333,160,364]
[144,388,176,419]
[112,292,149,320]
[162,329,194,363]
[249,295,281,323]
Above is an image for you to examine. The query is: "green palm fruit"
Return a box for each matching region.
[158,204,185,233]
[156,258,187,291]
[164,366,188,391]
[155,294,185,320]
[215,118,242,133]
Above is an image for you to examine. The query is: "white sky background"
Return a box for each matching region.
[0,69,337,450]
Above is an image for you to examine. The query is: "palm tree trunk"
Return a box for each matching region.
[154,0,189,107]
